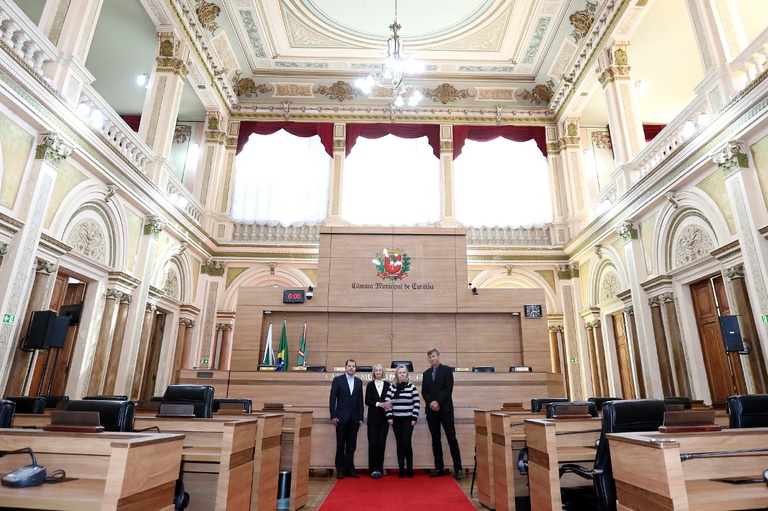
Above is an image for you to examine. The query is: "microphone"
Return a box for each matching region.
[0,447,47,488]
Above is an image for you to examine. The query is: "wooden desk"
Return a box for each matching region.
[609,428,768,511]
[488,410,544,511]
[279,411,312,511]
[181,369,565,470]
[524,417,601,511]
[0,428,184,511]
[134,416,257,511]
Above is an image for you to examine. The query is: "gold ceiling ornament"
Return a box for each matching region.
[173,124,192,144]
[519,79,555,105]
[195,0,221,35]
[231,71,272,97]
[423,83,473,104]
[569,1,597,42]
[314,81,358,102]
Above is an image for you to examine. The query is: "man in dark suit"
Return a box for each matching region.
[329,359,364,478]
[421,347,463,479]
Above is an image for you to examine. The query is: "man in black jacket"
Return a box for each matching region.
[329,359,364,478]
[421,348,464,479]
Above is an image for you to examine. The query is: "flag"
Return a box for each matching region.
[276,319,289,371]
[262,323,275,365]
[297,322,307,366]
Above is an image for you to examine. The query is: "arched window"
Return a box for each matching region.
[231,130,331,226]
[454,138,552,227]
[342,134,440,226]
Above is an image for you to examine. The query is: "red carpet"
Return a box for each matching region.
[318,471,476,511]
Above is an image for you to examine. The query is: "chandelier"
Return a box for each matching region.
[354,0,423,107]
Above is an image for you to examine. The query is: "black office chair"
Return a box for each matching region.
[530,397,569,413]
[663,396,692,409]
[726,394,768,428]
[65,399,135,432]
[546,401,599,418]
[472,366,495,372]
[40,395,69,409]
[161,385,215,418]
[588,397,621,412]
[0,400,16,428]
[356,365,373,373]
[6,396,46,414]
[559,399,667,511]
[84,395,129,401]
[305,365,326,372]
[213,398,252,413]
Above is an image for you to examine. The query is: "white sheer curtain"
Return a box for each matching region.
[454,138,552,227]
[342,135,440,226]
[231,130,331,226]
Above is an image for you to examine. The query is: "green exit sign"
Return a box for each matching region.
[570,357,579,363]
[2,314,15,324]
[762,314,768,324]
[199,358,209,365]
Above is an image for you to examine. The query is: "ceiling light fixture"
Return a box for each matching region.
[136,73,149,87]
[354,0,423,107]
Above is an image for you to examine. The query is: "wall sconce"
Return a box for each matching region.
[306,285,314,300]
[471,286,478,296]
[136,73,149,87]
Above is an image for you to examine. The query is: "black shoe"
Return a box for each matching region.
[347,471,360,478]
[407,470,414,478]
[429,470,445,478]
[336,473,344,479]
[454,470,464,480]
[398,471,405,479]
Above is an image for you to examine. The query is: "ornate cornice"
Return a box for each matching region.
[108,271,141,290]
[712,140,748,176]
[35,132,72,167]
[725,264,745,280]
[640,274,673,294]
[202,259,225,276]
[144,216,167,238]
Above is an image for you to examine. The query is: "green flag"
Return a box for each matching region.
[297,322,307,366]
[276,319,289,371]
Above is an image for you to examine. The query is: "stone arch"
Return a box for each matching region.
[151,242,194,304]
[222,264,311,311]
[473,267,559,314]
[53,183,128,270]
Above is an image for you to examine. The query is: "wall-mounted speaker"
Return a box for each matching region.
[719,315,744,352]
[23,311,70,349]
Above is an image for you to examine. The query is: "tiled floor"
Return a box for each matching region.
[304,469,486,510]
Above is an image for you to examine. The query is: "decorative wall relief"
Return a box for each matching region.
[314,81,357,102]
[173,125,192,144]
[195,0,221,34]
[674,225,713,267]
[423,83,473,104]
[600,272,621,302]
[67,219,106,263]
[569,1,597,42]
[232,71,272,97]
[519,79,554,105]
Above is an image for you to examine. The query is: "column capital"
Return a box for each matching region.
[0,242,7,256]
[156,32,189,77]
[658,292,675,303]
[648,296,662,308]
[712,140,749,175]
[624,305,634,315]
[616,220,638,241]
[202,259,225,276]
[106,289,125,302]
[143,216,166,238]
[557,263,579,280]
[35,259,57,274]
[180,318,195,328]
[725,264,746,280]
[35,133,72,167]
[145,303,157,314]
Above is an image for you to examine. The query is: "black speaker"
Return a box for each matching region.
[24,311,57,349]
[45,315,70,348]
[719,315,744,352]
[23,311,69,349]
[59,303,82,326]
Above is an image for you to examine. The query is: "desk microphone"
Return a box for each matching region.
[0,447,47,488]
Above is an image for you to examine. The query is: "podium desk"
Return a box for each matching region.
[181,368,565,470]
[609,428,768,511]
[524,417,602,511]
[0,429,184,511]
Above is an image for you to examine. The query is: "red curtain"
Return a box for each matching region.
[236,121,335,156]
[643,124,666,142]
[345,123,441,158]
[453,125,548,159]
[120,115,141,132]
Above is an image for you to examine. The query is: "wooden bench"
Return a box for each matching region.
[609,427,768,511]
[0,428,184,510]
[135,413,284,511]
[524,417,602,511]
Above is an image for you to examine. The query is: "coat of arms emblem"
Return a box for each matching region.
[372,248,410,280]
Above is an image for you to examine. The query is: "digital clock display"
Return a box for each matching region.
[283,290,305,303]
